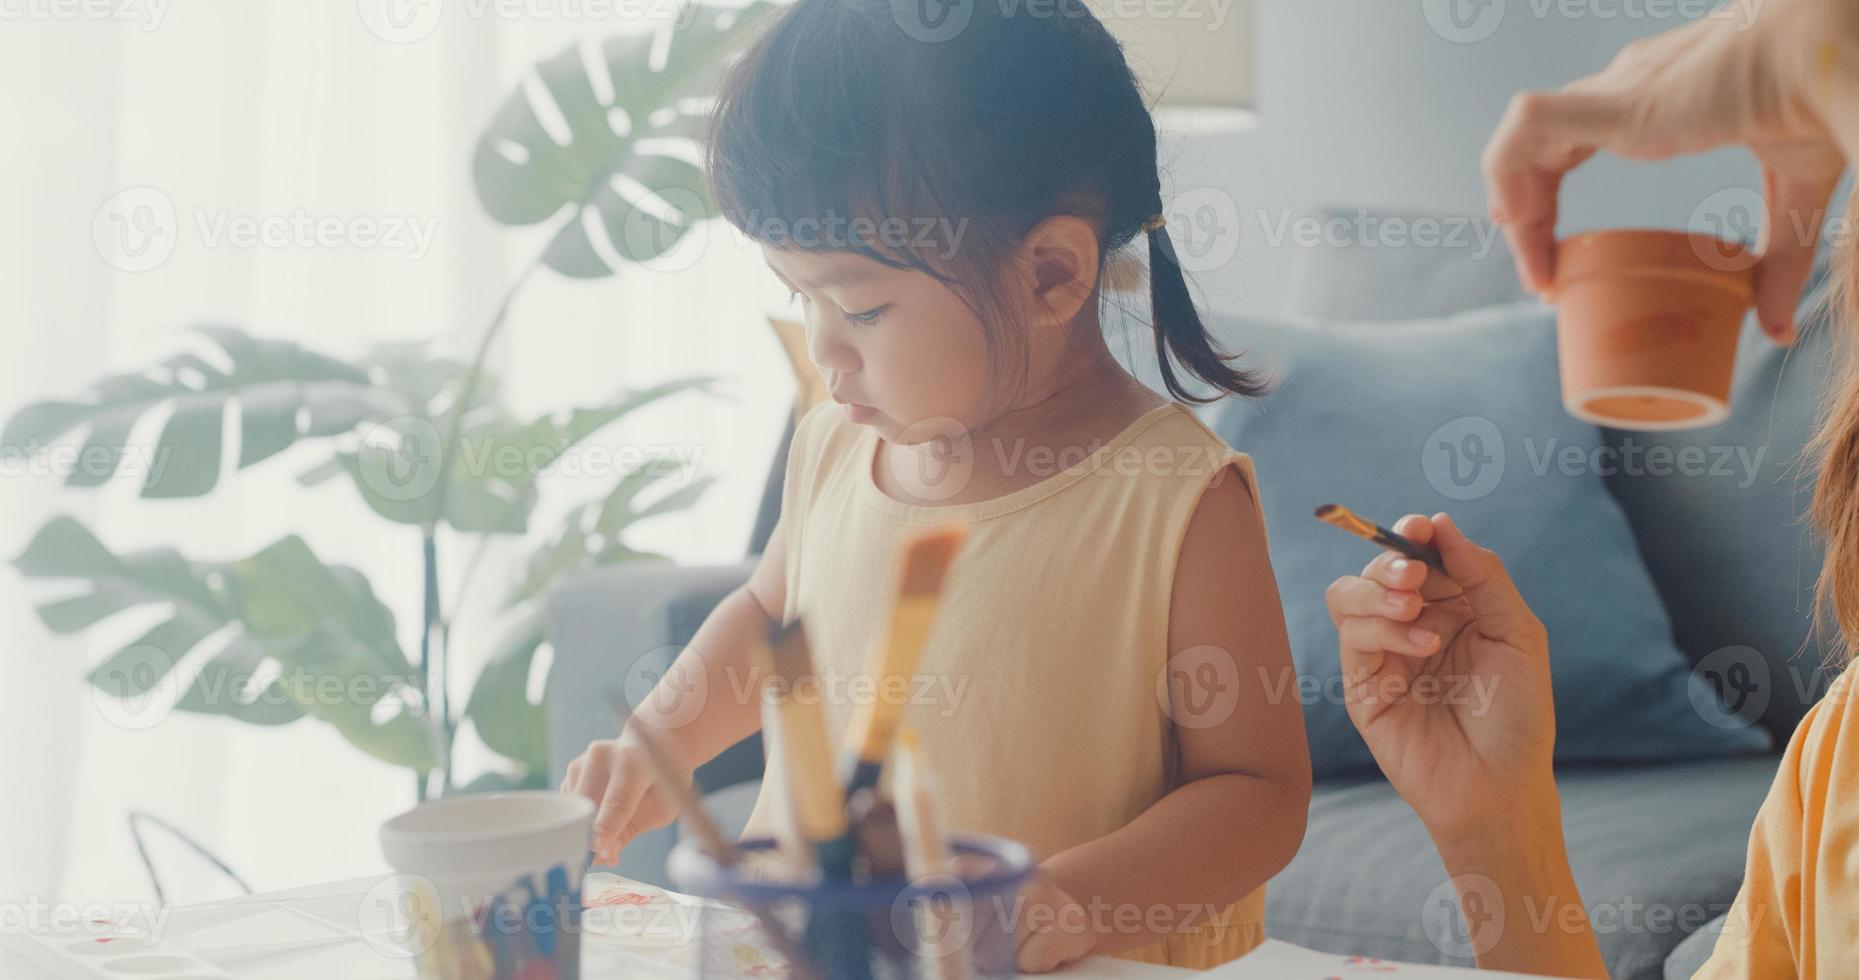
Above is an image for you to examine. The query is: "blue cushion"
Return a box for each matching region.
[1210,303,1771,777]
[1600,264,1843,741]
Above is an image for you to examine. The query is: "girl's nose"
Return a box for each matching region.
[805,316,860,376]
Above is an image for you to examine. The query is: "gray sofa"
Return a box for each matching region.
[545,254,1841,978]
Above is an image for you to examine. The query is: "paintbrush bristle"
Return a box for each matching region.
[898,526,966,595]
[1314,503,1378,540]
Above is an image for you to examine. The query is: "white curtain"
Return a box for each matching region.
[0,1,792,906]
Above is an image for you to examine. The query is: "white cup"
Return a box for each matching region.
[376,792,594,979]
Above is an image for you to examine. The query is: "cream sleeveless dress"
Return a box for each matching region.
[740,399,1270,969]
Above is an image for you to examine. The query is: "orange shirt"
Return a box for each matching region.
[1697,664,1859,978]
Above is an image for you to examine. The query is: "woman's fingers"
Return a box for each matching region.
[1482,90,1619,294]
[1753,153,1847,343]
[1429,513,1545,648]
[1339,615,1441,658]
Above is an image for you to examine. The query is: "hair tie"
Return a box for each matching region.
[1141,213,1167,234]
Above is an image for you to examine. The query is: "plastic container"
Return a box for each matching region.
[669,835,1035,980]
[1553,229,1754,431]
[377,791,594,980]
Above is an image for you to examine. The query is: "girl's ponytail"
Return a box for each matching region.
[1145,215,1268,404]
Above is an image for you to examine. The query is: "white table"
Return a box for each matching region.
[4,876,1190,979]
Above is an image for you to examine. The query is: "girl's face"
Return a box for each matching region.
[762,245,995,444]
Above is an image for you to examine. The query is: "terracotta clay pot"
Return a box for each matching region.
[1553,229,1754,431]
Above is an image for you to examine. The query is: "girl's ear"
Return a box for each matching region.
[1014,215,1102,329]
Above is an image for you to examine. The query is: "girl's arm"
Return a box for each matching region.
[1026,468,1313,966]
[561,515,790,862]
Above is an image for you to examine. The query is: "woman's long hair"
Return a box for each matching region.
[1808,192,1859,660]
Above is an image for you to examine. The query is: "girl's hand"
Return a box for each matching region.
[1012,869,1096,973]
[1324,514,1557,844]
[560,727,691,864]
[1483,0,1853,343]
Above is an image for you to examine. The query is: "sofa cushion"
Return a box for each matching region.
[1211,304,1770,777]
[1281,205,1526,321]
[1601,264,1844,740]
[1265,756,1776,980]
[1664,913,1727,979]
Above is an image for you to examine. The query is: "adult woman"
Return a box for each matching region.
[1323,1,1858,976]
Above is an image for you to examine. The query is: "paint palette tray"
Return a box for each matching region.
[3,889,412,980]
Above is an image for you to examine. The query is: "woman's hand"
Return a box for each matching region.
[1324,513,1556,843]
[560,725,691,864]
[1483,0,1854,343]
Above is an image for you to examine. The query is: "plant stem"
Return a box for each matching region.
[420,245,548,796]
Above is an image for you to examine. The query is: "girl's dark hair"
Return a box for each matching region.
[704,0,1264,406]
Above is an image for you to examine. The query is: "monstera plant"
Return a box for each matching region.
[7,0,781,799]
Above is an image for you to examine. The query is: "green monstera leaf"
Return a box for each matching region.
[471,0,780,277]
[2,326,396,499]
[15,517,439,770]
[317,377,710,535]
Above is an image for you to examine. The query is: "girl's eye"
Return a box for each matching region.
[844,305,888,326]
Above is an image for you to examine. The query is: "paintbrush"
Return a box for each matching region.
[627,723,818,977]
[839,526,967,797]
[1313,503,1445,571]
[764,619,875,980]
[892,728,971,980]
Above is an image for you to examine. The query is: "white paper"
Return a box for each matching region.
[1192,939,1568,978]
